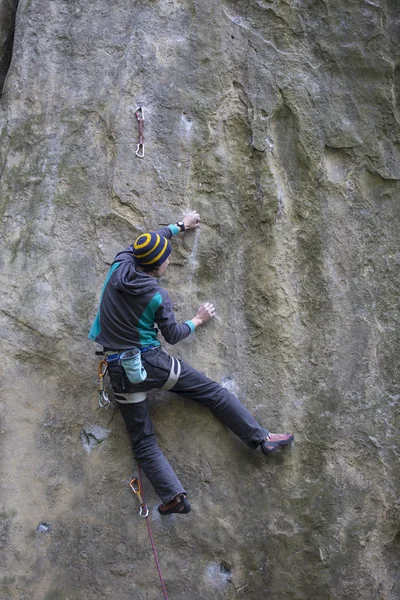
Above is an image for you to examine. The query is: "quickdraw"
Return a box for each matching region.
[135,106,145,158]
[98,359,111,409]
[129,477,149,517]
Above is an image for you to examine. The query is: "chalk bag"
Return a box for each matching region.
[119,349,147,384]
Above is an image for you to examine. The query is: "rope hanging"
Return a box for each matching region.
[130,467,169,600]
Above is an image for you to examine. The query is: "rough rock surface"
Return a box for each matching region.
[0,1,399,599]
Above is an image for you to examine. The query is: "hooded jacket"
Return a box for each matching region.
[88,225,195,349]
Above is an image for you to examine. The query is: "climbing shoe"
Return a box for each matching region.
[260,432,294,455]
[158,494,191,516]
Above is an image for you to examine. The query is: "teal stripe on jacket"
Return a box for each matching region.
[88,262,121,341]
[137,292,163,346]
[185,319,196,333]
[168,223,181,236]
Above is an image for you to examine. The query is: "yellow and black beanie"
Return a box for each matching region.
[133,232,172,271]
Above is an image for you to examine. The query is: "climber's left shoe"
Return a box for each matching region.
[260,432,294,455]
[158,494,191,515]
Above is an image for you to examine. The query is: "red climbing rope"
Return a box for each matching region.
[130,467,169,600]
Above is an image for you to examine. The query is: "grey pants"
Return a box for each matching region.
[107,347,269,503]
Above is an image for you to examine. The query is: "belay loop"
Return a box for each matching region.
[98,359,111,409]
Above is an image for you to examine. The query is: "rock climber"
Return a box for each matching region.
[89,211,294,515]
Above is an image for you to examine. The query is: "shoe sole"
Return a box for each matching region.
[261,436,294,456]
[158,497,191,515]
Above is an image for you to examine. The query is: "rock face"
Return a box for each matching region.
[0,1,399,599]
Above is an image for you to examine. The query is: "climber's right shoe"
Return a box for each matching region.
[260,432,294,455]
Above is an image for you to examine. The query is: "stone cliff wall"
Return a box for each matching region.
[0,1,399,599]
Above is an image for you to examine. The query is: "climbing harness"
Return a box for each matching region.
[160,355,181,391]
[97,359,111,409]
[135,106,145,158]
[113,390,147,404]
[103,348,181,402]
[130,467,169,600]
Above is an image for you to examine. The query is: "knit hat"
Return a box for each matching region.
[133,232,172,271]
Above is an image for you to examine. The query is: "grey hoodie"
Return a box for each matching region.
[89,226,195,350]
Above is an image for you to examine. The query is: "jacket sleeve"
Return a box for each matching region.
[154,224,181,239]
[155,288,195,345]
[112,244,135,265]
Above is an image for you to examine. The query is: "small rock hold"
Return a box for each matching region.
[205,562,232,590]
[368,436,382,448]
[265,136,274,151]
[80,425,110,452]
[221,377,239,395]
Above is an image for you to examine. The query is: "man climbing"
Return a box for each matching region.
[89,211,294,515]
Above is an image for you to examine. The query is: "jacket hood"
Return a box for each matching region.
[111,246,159,295]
